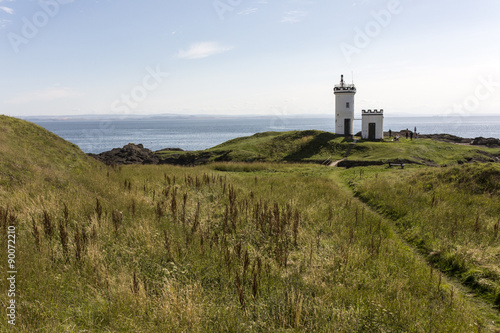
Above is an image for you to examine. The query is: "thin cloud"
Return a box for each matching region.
[0,6,14,14]
[238,8,258,15]
[176,42,232,60]
[281,10,307,23]
[4,87,82,104]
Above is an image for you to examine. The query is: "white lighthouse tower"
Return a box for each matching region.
[334,74,356,137]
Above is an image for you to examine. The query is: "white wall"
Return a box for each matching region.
[335,91,355,135]
[361,110,384,140]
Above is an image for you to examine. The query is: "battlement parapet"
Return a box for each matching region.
[362,109,384,115]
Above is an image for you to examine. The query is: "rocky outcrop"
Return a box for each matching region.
[88,143,219,166]
[414,133,472,144]
[89,143,160,165]
[471,137,500,148]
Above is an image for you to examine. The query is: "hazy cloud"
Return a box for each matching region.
[0,6,13,14]
[281,10,307,23]
[238,8,258,15]
[176,42,232,60]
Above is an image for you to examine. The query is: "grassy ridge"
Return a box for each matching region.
[156,129,500,166]
[0,116,498,331]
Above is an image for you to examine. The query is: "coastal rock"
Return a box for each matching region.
[88,144,214,166]
[417,133,471,144]
[89,143,159,165]
[471,137,500,148]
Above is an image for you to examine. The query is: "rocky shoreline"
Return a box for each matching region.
[88,132,500,166]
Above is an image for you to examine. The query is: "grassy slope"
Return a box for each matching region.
[344,163,500,313]
[0,115,97,188]
[156,130,500,166]
[0,116,499,332]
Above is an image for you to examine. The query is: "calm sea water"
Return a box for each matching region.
[26,115,500,154]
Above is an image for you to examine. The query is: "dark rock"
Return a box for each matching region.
[471,137,500,148]
[418,133,471,144]
[89,143,159,165]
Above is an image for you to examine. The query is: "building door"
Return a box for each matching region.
[368,123,376,140]
[344,119,351,137]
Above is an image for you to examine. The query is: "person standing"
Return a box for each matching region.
[389,129,392,138]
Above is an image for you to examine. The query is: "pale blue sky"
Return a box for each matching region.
[1,0,499,117]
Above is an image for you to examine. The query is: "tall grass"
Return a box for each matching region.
[349,163,500,311]
[1,161,492,331]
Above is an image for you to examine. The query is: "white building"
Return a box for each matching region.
[334,74,384,140]
[333,75,356,137]
[361,109,384,140]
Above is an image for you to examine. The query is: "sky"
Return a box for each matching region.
[0,0,499,117]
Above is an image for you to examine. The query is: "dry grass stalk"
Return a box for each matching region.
[171,188,178,220]
[95,198,103,221]
[42,210,54,239]
[62,202,69,225]
[59,221,68,257]
[243,250,250,278]
[131,271,140,294]
[182,193,188,225]
[31,217,40,251]
[156,202,164,220]
[191,201,200,234]
[235,272,246,311]
[252,271,259,299]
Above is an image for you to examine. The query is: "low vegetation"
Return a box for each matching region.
[0,116,499,332]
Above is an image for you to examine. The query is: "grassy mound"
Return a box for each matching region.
[0,115,99,189]
[437,164,500,194]
[155,129,500,166]
[208,130,349,162]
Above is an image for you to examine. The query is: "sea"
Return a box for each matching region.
[24,115,500,154]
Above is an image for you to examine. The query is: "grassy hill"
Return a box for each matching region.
[0,115,98,189]
[1,116,500,332]
[155,129,500,166]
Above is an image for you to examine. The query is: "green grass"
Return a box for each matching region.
[345,163,500,309]
[155,130,500,167]
[348,138,500,166]
[0,116,499,332]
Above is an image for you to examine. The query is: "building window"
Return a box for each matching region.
[346,102,350,108]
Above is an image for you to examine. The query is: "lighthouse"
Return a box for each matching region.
[334,74,356,137]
